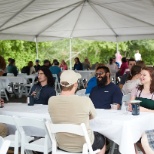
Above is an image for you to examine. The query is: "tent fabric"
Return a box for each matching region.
[0,0,154,42]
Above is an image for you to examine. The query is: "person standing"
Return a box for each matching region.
[60,60,68,70]
[115,51,122,68]
[34,59,41,72]
[134,50,142,61]
[73,57,83,70]
[6,59,18,76]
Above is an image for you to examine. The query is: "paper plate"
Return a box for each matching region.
[130,100,142,103]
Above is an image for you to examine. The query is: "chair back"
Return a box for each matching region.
[52,74,61,94]
[14,117,52,153]
[45,120,99,154]
[14,116,47,131]
[122,93,131,102]
[7,73,14,76]
[0,115,16,125]
[76,89,86,96]
[0,136,10,154]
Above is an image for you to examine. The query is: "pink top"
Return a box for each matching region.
[60,64,68,70]
[131,88,154,100]
[120,62,128,76]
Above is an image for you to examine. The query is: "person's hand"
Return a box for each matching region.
[31,91,36,96]
[0,99,4,107]
[128,103,132,112]
[140,106,149,112]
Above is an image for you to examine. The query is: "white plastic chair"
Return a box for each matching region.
[76,89,86,96]
[7,73,14,76]
[0,136,10,154]
[22,76,36,96]
[45,120,100,154]
[52,74,61,94]
[121,93,131,110]
[14,117,52,154]
[0,81,9,101]
[0,115,33,154]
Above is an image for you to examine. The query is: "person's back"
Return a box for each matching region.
[7,59,18,76]
[48,95,95,152]
[134,50,142,61]
[49,65,61,76]
[21,66,30,75]
[49,59,61,77]
[48,70,106,153]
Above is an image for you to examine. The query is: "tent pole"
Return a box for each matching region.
[35,37,39,59]
[116,42,119,53]
[69,38,72,70]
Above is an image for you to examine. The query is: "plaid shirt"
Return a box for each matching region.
[145,129,154,151]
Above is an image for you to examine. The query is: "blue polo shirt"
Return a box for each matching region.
[89,82,123,109]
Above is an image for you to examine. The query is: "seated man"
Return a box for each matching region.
[0,98,8,137]
[48,70,106,154]
[29,66,56,105]
[90,66,122,109]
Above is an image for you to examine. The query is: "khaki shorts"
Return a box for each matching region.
[0,123,8,137]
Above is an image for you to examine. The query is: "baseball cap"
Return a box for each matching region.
[60,70,81,87]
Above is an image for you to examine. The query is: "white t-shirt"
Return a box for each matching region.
[30,66,36,74]
[134,53,142,61]
[122,79,141,95]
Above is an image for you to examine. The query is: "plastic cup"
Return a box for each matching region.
[110,103,118,110]
[130,100,141,115]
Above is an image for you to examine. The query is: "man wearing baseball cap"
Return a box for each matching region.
[48,70,106,154]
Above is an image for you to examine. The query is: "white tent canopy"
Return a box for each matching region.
[0,0,154,42]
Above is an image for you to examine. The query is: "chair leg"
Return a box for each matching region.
[110,142,116,154]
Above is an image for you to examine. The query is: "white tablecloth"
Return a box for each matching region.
[90,109,154,154]
[1,103,154,154]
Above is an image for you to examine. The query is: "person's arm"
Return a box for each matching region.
[140,107,154,113]
[0,98,4,107]
[112,85,123,108]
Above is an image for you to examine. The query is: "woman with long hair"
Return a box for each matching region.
[73,57,83,70]
[60,60,68,70]
[29,66,56,105]
[131,67,154,112]
[122,65,141,95]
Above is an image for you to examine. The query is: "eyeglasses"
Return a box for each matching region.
[95,72,104,77]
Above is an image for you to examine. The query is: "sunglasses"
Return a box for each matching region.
[95,72,104,77]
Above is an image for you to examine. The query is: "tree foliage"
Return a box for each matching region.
[0,39,154,70]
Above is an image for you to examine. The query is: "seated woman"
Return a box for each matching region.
[130,67,154,154]
[122,65,141,95]
[29,66,56,105]
[130,67,154,112]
